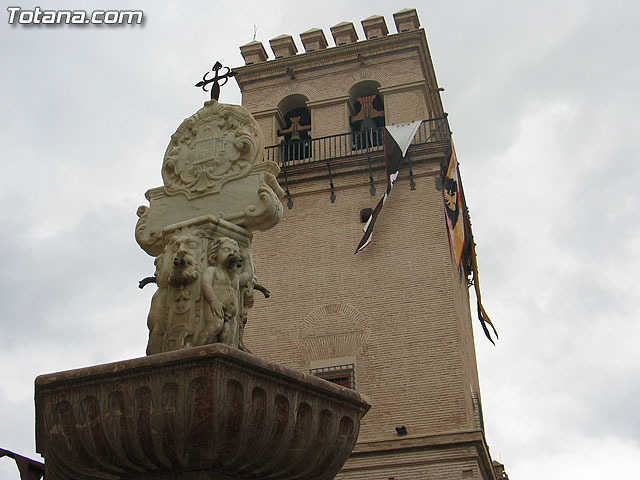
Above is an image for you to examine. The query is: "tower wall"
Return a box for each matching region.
[234,9,496,479]
[244,156,483,441]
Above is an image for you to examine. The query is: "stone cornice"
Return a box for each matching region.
[348,429,498,480]
[251,107,279,117]
[251,107,285,125]
[353,429,485,453]
[378,79,428,94]
[306,94,351,109]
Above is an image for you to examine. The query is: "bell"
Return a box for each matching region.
[290,130,302,142]
[361,117,376,131]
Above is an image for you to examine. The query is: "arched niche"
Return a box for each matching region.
[348,81,385,149]
[277,94,312,162]
[277,94,311,141]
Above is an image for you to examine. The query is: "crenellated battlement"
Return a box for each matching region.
[239,9,420,65]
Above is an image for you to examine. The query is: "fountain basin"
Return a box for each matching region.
[36,344,370,480]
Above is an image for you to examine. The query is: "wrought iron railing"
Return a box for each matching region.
[263,116,450,167]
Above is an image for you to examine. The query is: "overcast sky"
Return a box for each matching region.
[1,1,639,478]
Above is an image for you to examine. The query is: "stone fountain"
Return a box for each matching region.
[35,94,370,479]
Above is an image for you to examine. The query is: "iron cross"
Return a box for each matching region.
[195,61,237,101]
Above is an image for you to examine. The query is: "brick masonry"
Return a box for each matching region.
[234,9,501,480]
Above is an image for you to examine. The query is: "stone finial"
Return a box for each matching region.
[330,21,358,46]
[393,8,420,33]
[361,15,389,40]
[240,40,268,65]
[300,28,328,52]
[269,34,298,58]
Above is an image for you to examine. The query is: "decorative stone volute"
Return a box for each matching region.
[300,28,328,52]
[393,8,420,33]
[240,40,268,65]
[330,22,358,46]
[269,34,298,58]
[362,14,389,39]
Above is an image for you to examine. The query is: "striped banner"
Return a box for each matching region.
[355,121,422,254]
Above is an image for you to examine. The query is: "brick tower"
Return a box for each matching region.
[234,9,500,480]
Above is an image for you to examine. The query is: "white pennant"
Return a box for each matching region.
[385,120,423,157]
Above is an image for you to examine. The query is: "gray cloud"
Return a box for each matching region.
[1,2,639,478]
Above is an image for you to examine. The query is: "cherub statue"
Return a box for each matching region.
[198,237,254,348]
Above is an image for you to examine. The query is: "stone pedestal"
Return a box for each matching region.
[35,344,370,480]
[142,215,258,355]
[134,99,286,357]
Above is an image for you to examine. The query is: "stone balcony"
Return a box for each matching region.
[263,116,450,168]
[262,116,451,207]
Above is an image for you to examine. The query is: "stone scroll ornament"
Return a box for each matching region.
[136,99,284,355]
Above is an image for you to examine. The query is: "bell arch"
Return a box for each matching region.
[348,80,385,149]
[277,94,311,162]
